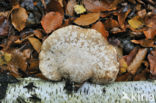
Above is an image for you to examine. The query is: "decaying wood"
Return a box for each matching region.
[1,78,156,103]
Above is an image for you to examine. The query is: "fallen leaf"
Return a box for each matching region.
[28,37,41,53]
[83,0,122,12]
[133,61,149,81]
[116,72,132,81]
[41,0,46,9]
[74,13,100,26]
[65,0,77,16]
[11,7,28,31]
[46,0,64,15]
[33,30,43,39]
[0,16,10,37]
[133,68,149,81]
[5,35,19,51]
[41,12,63,34]
[148,50,156,75]
[119,58,128,73]
[128,0,136,4]
[7,49,28,74]
[92,21,109,39]
[57,0,64,7]
[0,11,9,17]
[74,5,86,14]
[131,39,156,47]
[137,9,146,18]
[104,18,119,29]
[124,47,139,65]
[35,73,48,80]
[0,51,12,66]
[118,9,131,29]
[27,59,39,73]
[23,49,32,59]
[143,27,156,39]
[143,14,156,39]
[128,16,144,29]
[127,48,147,75]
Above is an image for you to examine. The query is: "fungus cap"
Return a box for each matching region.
[39,25,119,84]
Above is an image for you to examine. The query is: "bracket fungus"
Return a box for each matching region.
[39,25,119,84]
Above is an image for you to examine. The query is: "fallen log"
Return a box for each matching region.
[1,77,156,103]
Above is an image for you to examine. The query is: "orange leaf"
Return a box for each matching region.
[143,27,156,39]
[92,21,109,39]
[143,15,156,39]
[74,13,100,26]
[11,7,28,31]
[41,12,63,33]
[131,39,156,47]
[104,18,119,29]
[28,37,41,53]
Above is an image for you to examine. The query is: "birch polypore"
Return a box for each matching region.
[39,25,119,84]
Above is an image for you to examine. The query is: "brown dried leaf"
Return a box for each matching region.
[92,21,109,39]
[133,68,149,81]
[118,9,131,30]
[23,49,32,59]
[0,16,10,37]
[116,72,132,81]
[66,0,77,16]
[11,7,28,31]
[143,15,156,39]
[137,9,146,18]
[46,0,64,15]
[131,39,156,47]
[8,49,28,73]
[148,50,156,75]
[35,73,48,80]
[83,0,122,12]
[128,0,136,4]
[41,0,46,9]
[74,13,100,26]
[104,18,119,29]
[124,47,139,66]
[28,59,39,72]
[127,48,147,75]
[41,12,63,34]
[58,0,64,7]
[0,11,9,17]
[28,37,41,53]
[33,30,43,39]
